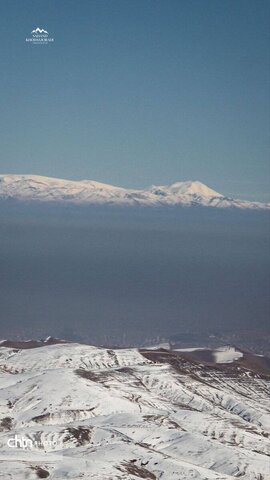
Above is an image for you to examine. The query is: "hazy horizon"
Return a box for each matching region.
[0,204,269,346]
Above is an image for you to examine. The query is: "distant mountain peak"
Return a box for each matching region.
[154,180,223,198]
[0,174,268,210]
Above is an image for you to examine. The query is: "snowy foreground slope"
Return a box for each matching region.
[0,341,269,479]
[0,174,269,209]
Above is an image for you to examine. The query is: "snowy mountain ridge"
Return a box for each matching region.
[0,340,269,479]
[0,174,268,210]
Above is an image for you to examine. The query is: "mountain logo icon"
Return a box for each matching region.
[26,28,54,45]
[31,28,48,34]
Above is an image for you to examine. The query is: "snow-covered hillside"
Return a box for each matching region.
[0,341,269,479]
[0,174,269,209]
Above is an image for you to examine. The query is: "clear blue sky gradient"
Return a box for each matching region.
[0,0,269,201]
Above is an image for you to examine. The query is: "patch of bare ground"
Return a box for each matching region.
[30,465,50,478]
[0,338,68,350]
[63,426,92,446]
[31,413,51,423]
[237,353,270,377]
[139,348,270,380]
[0,364,20,374]
[143,414,184,430]
[117,366,134,374]
[32,407,96,424]
[0,416,13,431]
[117,460,156,479]
[75,368,111,385]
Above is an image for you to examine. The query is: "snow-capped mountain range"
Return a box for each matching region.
[0,340,269,479]
[0,174,268,210]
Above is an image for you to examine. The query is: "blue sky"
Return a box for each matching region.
[0,0,269,201]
